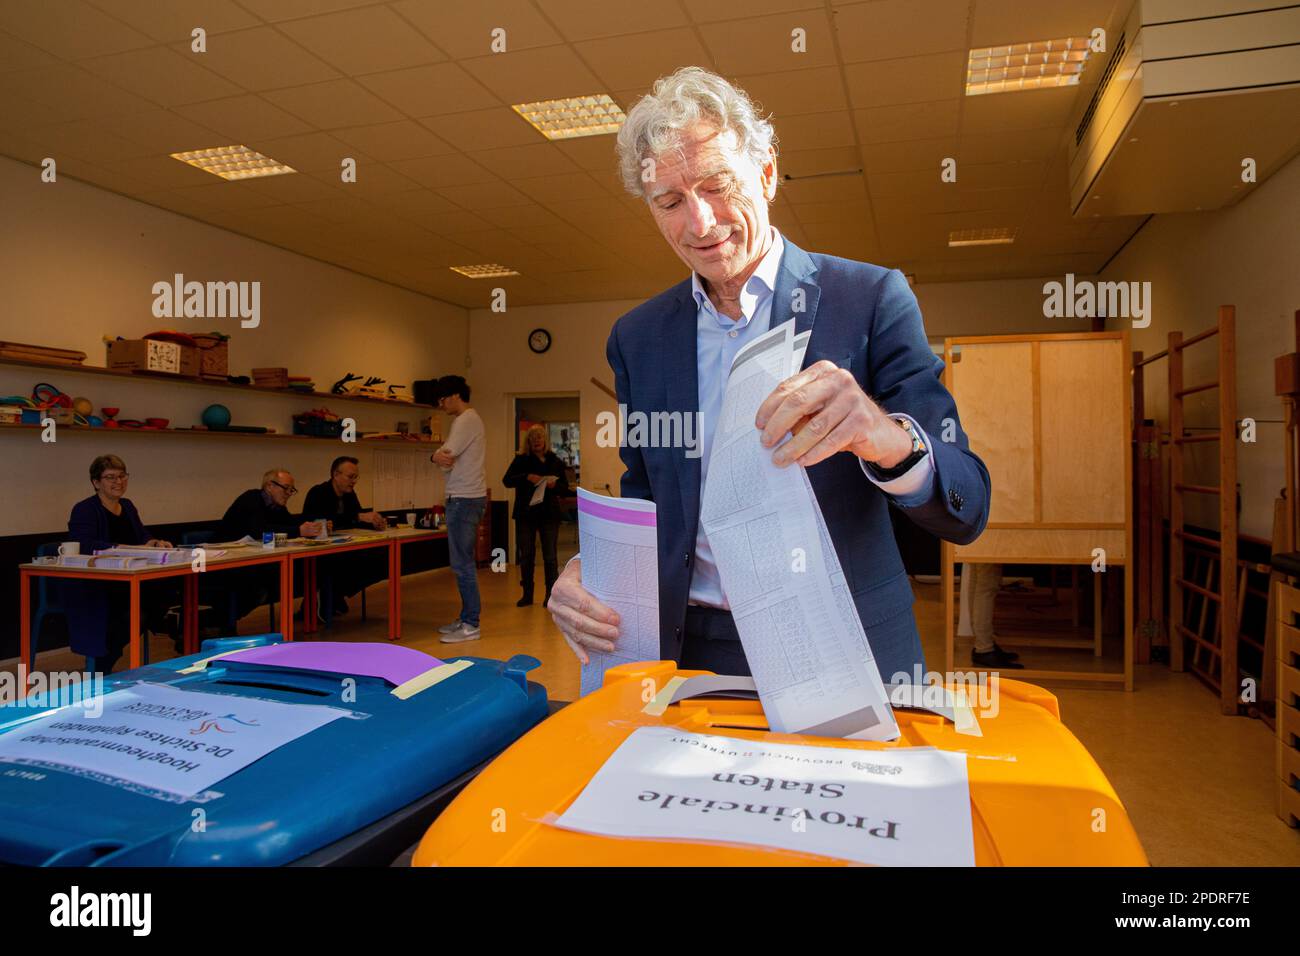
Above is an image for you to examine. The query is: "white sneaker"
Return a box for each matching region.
[439,622,481,643]
[437,619,464,634]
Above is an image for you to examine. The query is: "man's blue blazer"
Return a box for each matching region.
[605,239,991,682]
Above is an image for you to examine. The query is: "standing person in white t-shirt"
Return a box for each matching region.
[431,375,487,642]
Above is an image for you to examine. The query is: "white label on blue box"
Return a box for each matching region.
[552,726,975,866]
[0,683,346,798]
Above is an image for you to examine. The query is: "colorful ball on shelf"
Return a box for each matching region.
[71,396,93,416]
[201,403,231,428]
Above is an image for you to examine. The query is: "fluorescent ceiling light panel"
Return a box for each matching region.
[450,264,520,278]
[966,37,1091,96]
[512,94,626,140]
[170,145,296,180]
[948,227,1016,247]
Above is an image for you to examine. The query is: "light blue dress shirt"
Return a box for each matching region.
[687,228,937,608]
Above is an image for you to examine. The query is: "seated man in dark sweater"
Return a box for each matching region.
[217,468,323,619]
[302,456,389,616]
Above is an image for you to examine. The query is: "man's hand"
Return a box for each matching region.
[146,539,173,549]
[360,511,387,530]
[754,360,913,469]
[300,520,324,538]
[432,448,455,468]
[546,558,621,664]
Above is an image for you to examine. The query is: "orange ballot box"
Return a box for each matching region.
[412,661,1147,867]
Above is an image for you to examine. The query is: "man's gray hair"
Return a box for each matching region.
[616,66,777,199]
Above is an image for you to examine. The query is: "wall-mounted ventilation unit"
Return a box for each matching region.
[1069,0,1300,217]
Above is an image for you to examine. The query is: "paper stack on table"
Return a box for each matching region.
[698,322,899,741]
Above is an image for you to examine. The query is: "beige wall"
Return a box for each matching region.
[0,156,468,535]
[1101,151,1300,540]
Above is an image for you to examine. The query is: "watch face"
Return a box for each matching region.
[528,328,551,353]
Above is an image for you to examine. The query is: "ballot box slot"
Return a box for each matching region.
[211,678,332,698]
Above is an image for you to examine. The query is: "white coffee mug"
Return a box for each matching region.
[58,541,80,557]
[406,512,416,527]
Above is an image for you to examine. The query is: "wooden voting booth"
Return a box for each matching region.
[941,331,1134,689]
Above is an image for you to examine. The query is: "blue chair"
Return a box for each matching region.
[181,530,277,632]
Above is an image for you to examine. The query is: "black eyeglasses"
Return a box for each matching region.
[270,480,298,496]
[98,472,129,482]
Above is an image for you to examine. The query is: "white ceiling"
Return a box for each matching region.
[0,0,1149,307]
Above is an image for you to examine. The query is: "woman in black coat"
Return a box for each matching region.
[502,425,569,607]
[66,454,176,673]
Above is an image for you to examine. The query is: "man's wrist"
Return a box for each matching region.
[859,416,914,468]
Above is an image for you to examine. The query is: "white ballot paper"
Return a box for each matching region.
[553,726,975,866]
[576,487,660,697]
[0,682,346,799]
[529,479,548,508]
[699,321,899,740]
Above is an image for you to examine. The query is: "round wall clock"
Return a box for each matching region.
[528,328,552,353]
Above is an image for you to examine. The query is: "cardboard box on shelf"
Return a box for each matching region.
[192,334,229,380]
[107,339,199,377]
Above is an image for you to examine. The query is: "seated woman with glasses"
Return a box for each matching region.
[66,454,177,673]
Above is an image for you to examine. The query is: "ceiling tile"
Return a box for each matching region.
[86,0,260,41]
[958,126,1064,165]
[263,79,404,129]
[278,6,445,75]
[391,0,563,58]
[461,45,604,104]
[684,0,824,24]
[550,134,619,172]
[471,142,583,179]
[779,172,867,203]
[243,131,360,173]
[175,93,313,140]
[334,120,455,161]
[855,98,960,144]
[0,30,61,72]
[389,153,499,188]
[96,108,227,154]
[304,162,422,196]
[791,198,872,225]
[80,47,244,107]
[231,0,383,22]
[435,178,533,209]
[775,110,858,150]
[0,0,154,59]
[512,171,611,202]
[238,171,343,203]
[861,136,955,174]
[17,118,155,164]
[183,25,340,90]
[735,66,847,117]
[419,108,541,150]
[573,28,714,91]
[833,0,970,63]
[844,51,966,108]
[970,0,1117,48]
[960,85,1081,135]
[699,10,838,75]
[0,64,161,122]
[537,0,688,42]
[359,62,500,117]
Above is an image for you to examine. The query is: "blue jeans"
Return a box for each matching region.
[446,496,486,627]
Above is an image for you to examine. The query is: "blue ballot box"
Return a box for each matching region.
[0,635,548,866]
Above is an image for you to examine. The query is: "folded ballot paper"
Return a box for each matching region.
[697,322,899,741]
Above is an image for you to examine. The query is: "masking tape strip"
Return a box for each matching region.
[391,659,472,700]
[176,649,247,674]
[950,688,982,737]
[641,675,688,716]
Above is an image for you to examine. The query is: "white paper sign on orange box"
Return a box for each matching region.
[552,726,974,866]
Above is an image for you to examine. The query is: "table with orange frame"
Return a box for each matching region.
[17,527,446,692]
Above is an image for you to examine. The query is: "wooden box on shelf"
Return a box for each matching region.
[192,334,229,380]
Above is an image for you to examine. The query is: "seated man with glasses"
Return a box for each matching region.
[67,454,179,672]
[302,456,389,617]
[217,468,325,621]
